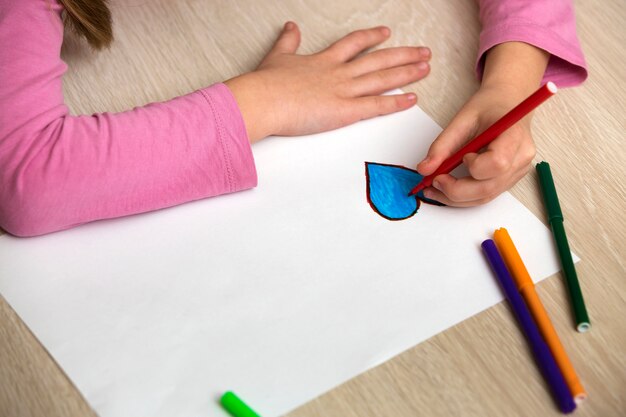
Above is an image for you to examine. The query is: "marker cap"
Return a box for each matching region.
[536,162,563,221]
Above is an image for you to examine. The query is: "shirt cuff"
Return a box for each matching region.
[198,83,258,193]
[476,20,588,88]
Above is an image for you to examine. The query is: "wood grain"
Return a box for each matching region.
[1,1,625,416]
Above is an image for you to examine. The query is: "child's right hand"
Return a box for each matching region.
[225,22,431,142]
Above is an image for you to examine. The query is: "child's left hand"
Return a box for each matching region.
[416,84,537,206]
[415,41,549,207]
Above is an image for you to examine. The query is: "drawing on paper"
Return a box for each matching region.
[365,162,443,221]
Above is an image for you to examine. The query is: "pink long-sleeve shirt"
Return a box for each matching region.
[0,0,586,237]
[476,0,587,87]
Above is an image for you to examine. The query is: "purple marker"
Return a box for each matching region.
[481,239,576,414]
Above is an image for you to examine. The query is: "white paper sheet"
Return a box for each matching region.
[0,103,574,417]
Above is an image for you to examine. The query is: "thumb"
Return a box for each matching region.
[267,22,301,57]
[417,112,478,175]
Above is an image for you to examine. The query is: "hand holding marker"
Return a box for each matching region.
[409,82,558,197]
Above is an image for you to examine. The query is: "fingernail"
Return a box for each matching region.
[420,156,430,165]
[423,189,433,199]
[417,62,429,71]
[380,26,391,37]
[285,22,294,30]
[407,93,417,102]
[433,179,441,189]
[419,47,431,58]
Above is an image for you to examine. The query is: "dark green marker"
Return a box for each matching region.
[536,161,590,332]
[220,391,262,417]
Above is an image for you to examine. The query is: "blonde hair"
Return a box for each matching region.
[59,0,113,49]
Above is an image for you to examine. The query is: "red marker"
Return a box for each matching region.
[408,82,557,197]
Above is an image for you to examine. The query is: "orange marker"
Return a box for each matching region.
[494,227,586,403]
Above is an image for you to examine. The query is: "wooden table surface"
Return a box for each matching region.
[1,1,624,416]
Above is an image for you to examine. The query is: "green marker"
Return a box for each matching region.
[220,391,262,417]
[536,161,590,332]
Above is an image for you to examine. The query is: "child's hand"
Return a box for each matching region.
[416,84,537,206]
[225,22,431,142]
[416,41,549,207]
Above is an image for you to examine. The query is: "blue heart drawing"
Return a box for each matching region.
[365,162,442,220]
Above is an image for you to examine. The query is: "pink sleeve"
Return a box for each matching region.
[476,0,588,87]
[0,0,257,237]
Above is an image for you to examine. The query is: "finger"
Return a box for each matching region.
[347,46,431,77]
[348,62,430,96]
[463,125,531,180]
[426,164,529,205]
[264,21,301,60]
[417,111,479,176]
[429,174,503,204]
[344,93,417,124]
[322,26,391,62]
[421,187,497,207]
